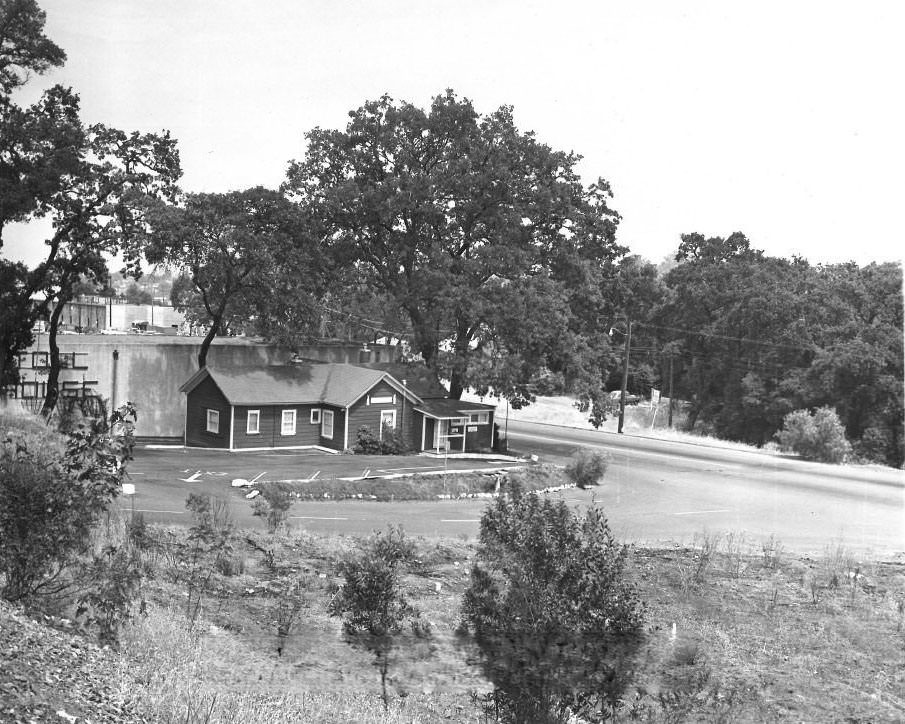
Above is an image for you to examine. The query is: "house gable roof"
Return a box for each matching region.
[180,364,422,408]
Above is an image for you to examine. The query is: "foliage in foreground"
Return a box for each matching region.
[775,406,852,464]
[460,483,645,723]
[330,526,422,711]
[0,403,137,603]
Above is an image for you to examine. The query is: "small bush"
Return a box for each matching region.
[775,407,852,464]
[564,447,611,488]
[330,526,419,710]
[353,425,410,455]
[251,483,294,533]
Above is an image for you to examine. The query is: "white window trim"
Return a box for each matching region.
[468,412,490,424]
[310,408,321,424]
[246,409,260,435]
[281,409,297,436]
[379,409,397,438]
[206,408,219,434]
[321,409,334,439]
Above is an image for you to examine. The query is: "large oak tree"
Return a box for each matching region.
[284,91,625,403]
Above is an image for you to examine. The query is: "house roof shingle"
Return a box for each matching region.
[415,398,497,419]
[180,364,421,408]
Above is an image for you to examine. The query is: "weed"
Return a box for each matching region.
[723,531,745,579]
[761,534,784,570]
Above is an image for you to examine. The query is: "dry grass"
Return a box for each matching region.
[465,391,783,455]
[101,525,905,723]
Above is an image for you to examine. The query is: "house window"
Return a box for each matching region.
[247,410,260,435]
[379,409,396,438]
[206,409,219,434]
[468,412,490,424]
[310,409,321,424]
[321,409,334,439]
[281,409,296,436]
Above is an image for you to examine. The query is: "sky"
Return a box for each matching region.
[4,0,904,269]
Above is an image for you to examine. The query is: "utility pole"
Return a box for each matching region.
[618,320,632,434]
[667,353,674,428]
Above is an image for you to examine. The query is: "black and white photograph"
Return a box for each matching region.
[1,1,903,721]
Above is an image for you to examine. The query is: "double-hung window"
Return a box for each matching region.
[281,409,297,436]
[246,410,260,435]
[321,409,334,439]
[206,409,219,434]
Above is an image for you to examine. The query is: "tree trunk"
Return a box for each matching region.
[197,317,220,369]
[379,650,389,711]
[40,298,67,419]
[448,372,464,400]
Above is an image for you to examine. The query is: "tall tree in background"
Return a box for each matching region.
[655,233,903,465]
[285,91,625,404]
[0,0,182,416]
[0,0,64,95]
[0,0,69,391]
[146,187,325,369]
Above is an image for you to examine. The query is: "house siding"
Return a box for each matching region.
[464,412,494,451]
[185,376,230,448]
[347,380,416,450]
[231,404,326,449]
[319,405,346,451]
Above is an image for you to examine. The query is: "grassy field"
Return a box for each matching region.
[98,518,905,723]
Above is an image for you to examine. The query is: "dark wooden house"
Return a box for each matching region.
[180,362,497,453]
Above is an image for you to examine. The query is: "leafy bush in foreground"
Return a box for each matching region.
[460,483,645,723]
[330,526,420,711]
[775,407,852,464]
[0,403,137,602]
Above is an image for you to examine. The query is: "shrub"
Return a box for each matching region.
[251,482,294,533]
[563,447,611,488]
[353,424,410,455]
[775,407,852,464]
[330,526,418,711]
[460,482,645,723]
[76,543,144,647]
[0,403,136,602]
[0,458,95,601]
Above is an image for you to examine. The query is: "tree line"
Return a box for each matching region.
[1,0,901,465]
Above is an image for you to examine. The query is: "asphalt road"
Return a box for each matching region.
[506,420,905,557]
[121,422,905,557]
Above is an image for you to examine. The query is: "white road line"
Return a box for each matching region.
[672,508,735,516]
[378,466,437,473]
[127,509,186,514]
[441,519,480,523]
[290,516,349,521]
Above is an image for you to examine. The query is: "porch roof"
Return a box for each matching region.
[414,398,497,420]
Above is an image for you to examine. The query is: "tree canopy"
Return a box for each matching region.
[145,187,325,368]
[0,0,181,413]
[646,233,903,465]
[284,90,625,403]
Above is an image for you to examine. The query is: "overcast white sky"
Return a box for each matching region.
[4,0,904,268]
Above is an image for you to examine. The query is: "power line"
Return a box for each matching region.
[635,321,816,353]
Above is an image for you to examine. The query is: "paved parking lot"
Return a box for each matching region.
[121,446,519,530]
